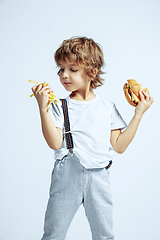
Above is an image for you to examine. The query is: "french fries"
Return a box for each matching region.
[29,80,58,110]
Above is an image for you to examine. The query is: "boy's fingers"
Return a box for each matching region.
[149,95,154,104]
[35,84,43,94]
[142,90,154,103]
[41,85,53,92]
[142,90,149,100]
[39,86,53,94]
[142,90,149,96]
[140,90,150,101]
[139,91,144,100]
[148,92,154,101]
[32,85,39,93]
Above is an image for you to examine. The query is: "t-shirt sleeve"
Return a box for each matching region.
[111,104,127,131]
[49,100,64,129]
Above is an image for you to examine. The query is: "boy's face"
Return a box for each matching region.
[58,58,90,93]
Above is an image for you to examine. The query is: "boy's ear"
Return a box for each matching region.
[92,68,98,77]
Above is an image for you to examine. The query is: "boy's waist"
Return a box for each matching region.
[54,147,113,169]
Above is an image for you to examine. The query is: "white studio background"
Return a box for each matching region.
[0,0,160,239]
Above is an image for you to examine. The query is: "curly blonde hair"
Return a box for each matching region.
[54,37,105,89]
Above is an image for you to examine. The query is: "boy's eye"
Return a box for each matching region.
[60,68,64,72]
[71,69,77,72]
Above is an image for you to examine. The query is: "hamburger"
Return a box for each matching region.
[123,79,149,107]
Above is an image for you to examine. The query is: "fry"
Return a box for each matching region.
[29,80,58,108]
[29,80,40,84]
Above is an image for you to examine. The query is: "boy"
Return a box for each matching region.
[32,37,153,240]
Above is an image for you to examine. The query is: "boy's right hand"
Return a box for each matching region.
[32,84,54,111]
[135,90,154,118]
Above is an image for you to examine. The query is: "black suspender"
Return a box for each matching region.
[60,99,74,155]
[106,160,112,169]
[60,98,112,169]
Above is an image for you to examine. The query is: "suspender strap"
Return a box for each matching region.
[106,160,112,169]
[60,99,74,150]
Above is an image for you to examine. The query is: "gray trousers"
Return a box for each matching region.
[41,153,114,240]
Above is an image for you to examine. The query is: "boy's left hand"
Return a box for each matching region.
[135,91,154,117]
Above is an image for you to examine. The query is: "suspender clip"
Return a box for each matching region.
[69,149,74,156]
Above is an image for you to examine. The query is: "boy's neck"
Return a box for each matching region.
[70,89,96,101]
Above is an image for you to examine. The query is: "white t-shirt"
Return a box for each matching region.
[49,95,127,169]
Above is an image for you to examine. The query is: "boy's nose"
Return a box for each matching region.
[62,70,69,79]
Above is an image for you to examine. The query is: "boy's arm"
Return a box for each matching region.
[32,84,63,150]
[39,109,63,150]
[110,91,154,154]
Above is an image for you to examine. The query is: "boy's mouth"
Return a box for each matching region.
[64,82,72,86]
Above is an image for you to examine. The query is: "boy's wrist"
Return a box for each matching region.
[134,111,143,120]
[39,106,49,114]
